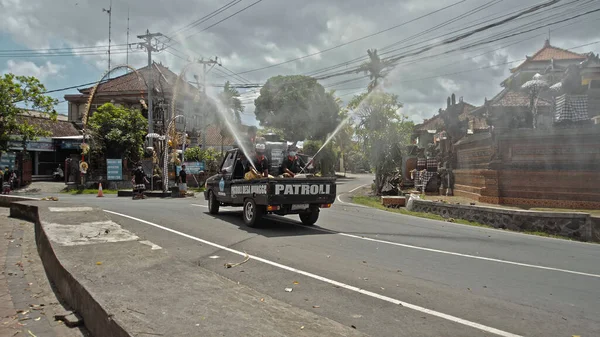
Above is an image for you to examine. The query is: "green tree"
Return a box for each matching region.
[218,81,244,124]
[88,103,147,162]
[356,49,391,93]
[254,75,340,141]
[349,91,413,195]
[257,126,285,140]
[0,74,57,153]
[184,147,221,174]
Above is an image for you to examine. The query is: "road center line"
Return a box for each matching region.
[336,194,368,208]
[192,200,598,278]
[270,216,600,279]
[348,184,369,193]
[104,209,521,337]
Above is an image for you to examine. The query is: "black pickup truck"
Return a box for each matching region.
[204,149,336,227]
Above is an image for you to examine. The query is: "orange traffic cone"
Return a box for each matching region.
[97,183,104,197]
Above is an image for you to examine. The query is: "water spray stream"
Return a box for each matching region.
[299,114,352,174]
[170,62,257,171]
[209,92,257,171]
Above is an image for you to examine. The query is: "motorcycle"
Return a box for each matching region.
[53,169,64,181]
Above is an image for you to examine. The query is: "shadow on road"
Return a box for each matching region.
[203,210,333,238]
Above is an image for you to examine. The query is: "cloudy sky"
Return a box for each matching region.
[2,0,599,126]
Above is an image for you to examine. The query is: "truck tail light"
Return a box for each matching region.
[320,204,332,208]
[267,205,280,211]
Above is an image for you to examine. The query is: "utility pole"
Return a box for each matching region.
[137,30,164,135]
[102,0,112,78]
[196,57,220,149]
[126,7,130,72]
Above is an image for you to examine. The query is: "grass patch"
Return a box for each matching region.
[351,195,586,241]
[351,196,490,228]
[191,187,206,193]
[61,189,118,195]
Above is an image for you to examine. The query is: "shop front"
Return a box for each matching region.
[8,137,55,177]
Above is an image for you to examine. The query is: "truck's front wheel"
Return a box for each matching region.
[299,210,319,226]
[243,198,264,227]
[208,190,220,215]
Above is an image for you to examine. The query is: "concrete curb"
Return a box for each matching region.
[116,190,171,198]
[0,194,39,207]
[6,201,131,337]
[406,196,598,242]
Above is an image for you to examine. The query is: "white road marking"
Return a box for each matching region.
[336,193,598,246]
[139,240,162,250]
[49,207,94,212]
[348,184,368,193]
[209,255,220,259]
[191,204,208,208]
[272,216,600,279]
[336,194,368,208]
[104,209,521,337]
[337,232,600,279]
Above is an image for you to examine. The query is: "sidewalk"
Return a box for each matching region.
[7,200,367,337]
[0,208,87,337]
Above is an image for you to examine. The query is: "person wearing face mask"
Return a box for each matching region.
[281,146,305,178]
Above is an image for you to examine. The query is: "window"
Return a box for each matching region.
[220,151,236,173]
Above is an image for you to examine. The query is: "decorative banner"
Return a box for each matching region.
[106,159,122,180]
[79,161,89,174]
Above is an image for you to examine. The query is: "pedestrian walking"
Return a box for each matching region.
[132,164,149,200]
[178,164,187,197]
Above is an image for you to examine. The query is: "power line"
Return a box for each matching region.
[304,0,582,80]
[166,0,242,38]
[0,43,130,54]
[178,0,264,43]
[312,0,593,81]
[216,0,468,78]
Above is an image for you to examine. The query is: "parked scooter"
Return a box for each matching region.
[53,165,64,181]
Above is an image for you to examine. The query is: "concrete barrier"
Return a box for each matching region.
[7,201,131,337]
[406,196,597,242]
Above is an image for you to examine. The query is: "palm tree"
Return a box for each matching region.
[357,49,389,93]
[218,81,244,124]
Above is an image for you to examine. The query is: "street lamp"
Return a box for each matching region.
[163,115,185,192]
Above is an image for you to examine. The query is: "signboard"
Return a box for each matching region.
[0,152,16,170]
[106,159,123,180]
[176,161,205,175]
[60,141,83,150]
[8,137,54,152]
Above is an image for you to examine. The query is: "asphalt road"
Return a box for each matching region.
[31,176,600,336]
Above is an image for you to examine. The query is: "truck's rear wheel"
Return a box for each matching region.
[208,190,220,215]
[243,199,264,227]
[299,210,319,226]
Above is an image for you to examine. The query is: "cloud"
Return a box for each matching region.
[1,0,599,125]
[3,60,65,80]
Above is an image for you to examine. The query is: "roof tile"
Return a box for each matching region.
[490,89,551,108]
[16,115,81,138]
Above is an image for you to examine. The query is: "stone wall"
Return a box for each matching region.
[450,126,600,208]
[407,197,596,242]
